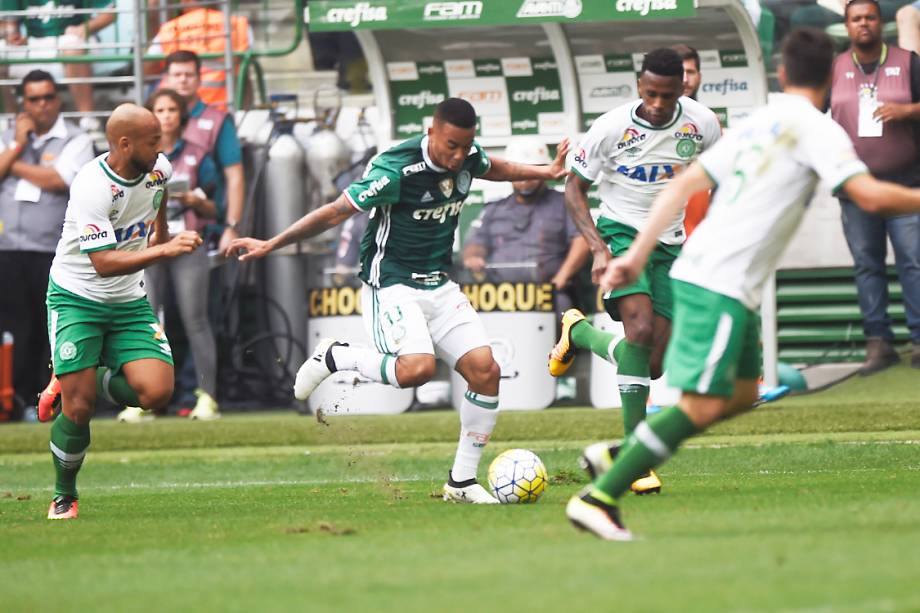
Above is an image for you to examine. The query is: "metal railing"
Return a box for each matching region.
[0,0,302,111]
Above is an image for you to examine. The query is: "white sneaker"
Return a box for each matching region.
[294,338,339,401]
[442,480,500,504]
[116,406,154,423]
[566,489,633,541]
[189,389,220,421]
[579,441,615,480]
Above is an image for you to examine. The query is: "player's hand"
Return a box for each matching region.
[548,137,571,180]
[550,271,570,291]
[873,103,911,123]
[600,254,642,292]
[464,254,486,273]
[163,231,203,257]
[218,226,239,258]
[590,249,612,285]
[229,236,273,261]
[13,113,36,145]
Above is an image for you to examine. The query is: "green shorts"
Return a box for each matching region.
[597,217,680,321]
[46,280,173,376]
[665,280,762,397]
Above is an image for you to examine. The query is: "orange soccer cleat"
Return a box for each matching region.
[37,374,62,422]
[47,495,78,520]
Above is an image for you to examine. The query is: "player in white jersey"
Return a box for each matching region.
[37,104,203,520]
[567,28,920,541]
[548,48,721,495]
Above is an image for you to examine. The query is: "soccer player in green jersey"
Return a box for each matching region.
[548,48,721,495]
[566,27,920,540]
[231,98,568,504]
[37,104,203,519]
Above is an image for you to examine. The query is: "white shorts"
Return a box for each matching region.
[0,35,85,80]
[361,281,489,369]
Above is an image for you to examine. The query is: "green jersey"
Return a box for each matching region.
[0,0,113,38]
[344,134,491,290]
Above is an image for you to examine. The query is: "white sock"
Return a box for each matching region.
[606,335,625,365]
[450,390,500,482]
[329,345,400,387]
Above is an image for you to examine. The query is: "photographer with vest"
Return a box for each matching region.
[830,0,920,374]
[0,70,93,418]
[116,88,222,423]
[161,50,244,259]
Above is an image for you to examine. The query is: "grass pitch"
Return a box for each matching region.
[1,365,919,612]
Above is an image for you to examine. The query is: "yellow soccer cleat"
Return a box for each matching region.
[548,309,587,377]
[630,469,662,495]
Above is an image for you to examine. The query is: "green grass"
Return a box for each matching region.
[1,365,919,612]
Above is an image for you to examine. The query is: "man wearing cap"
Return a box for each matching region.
[462,136,589,318]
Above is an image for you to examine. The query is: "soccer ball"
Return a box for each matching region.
[487,449,548,504]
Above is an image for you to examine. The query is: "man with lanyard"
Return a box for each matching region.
[161,50,244,257]
[548,48,721,495]
[830,0,920,373]
[230,98,570,504]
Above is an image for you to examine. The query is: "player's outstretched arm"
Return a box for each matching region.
[229,193,357,262]
[88,231,203,278]
[600,162,713,292]
[564,172,610,284]
[842,173,920,215]
[481,137,570,182]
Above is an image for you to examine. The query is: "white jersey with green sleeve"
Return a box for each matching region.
[568,96,721,245]
[49,153,172,304]
[671,93,869,310]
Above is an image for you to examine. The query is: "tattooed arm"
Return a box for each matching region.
[565,172,610,285]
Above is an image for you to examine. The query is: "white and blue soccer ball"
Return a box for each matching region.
[487,448,548,504]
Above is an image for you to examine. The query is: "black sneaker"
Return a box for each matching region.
[566,488,632,541]
[47,494,79,520]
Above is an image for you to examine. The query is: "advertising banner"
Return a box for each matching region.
[391,57,565,139]
[577,49,756,130]
[307,0,696,32]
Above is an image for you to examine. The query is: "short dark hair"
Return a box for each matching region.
[781,27,836,88]
[146,88,189,130]
[433,97,477,129]
[165,50,202,73]
[641,48,684,79]
[844,0,881,19]
[671,44,700,71]
[18,69,56,96]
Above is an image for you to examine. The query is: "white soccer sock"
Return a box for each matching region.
[329,345,400,388]
[606,334,626,365]
[450,390,500,482]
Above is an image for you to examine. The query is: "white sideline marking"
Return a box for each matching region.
[107,475,425,491]
[9,475,427,495]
